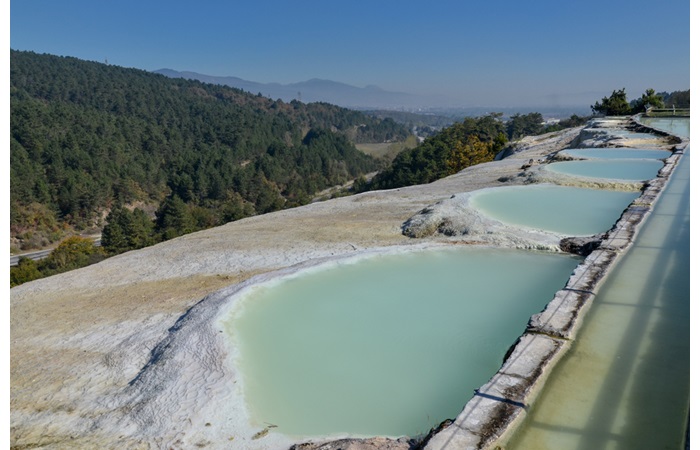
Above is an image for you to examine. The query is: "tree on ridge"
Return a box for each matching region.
[591,88,631,116]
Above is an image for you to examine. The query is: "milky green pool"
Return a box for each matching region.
[640,116,690,138]
[544,159,664,181]
[560,148,670,160]
[606,129,661,140]
[225,248,581,437]
[507,117,689,449]
[469,185,640,236]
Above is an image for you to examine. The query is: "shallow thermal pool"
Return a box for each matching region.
[543,159,664,181]
[507,117,689,448]
[469,185,640,236]
[605,129,661,140]
[559,148,670,160]
[640,116,690,138]
[224,247,581,438]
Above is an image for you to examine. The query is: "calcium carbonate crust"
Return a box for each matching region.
[10,118,685,450]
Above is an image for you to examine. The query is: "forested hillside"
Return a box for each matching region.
[10,50,409,251]
[364,112,591,191]
[367,114,509,189]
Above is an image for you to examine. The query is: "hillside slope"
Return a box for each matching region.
[10,50,409,250]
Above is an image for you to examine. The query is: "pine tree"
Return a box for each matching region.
[591,89,631,116]
[155,195,196,241]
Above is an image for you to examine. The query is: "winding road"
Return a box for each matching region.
[10,237,101,266]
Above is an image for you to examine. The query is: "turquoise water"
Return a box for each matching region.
[606,129,661,140]
[544,159,664,181]
[507,117,690,449]
[225,248,581,437]
[470,185,640,236]
[639,116,690,138]
[560,148,670,160]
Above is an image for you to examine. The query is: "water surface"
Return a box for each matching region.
[226,248,580,437]
[560,148,670,160]
[605,129,661,140]
[639,116,690,138]
[507,117,689,449]
[544,159,663,181]
[470,185,639,236]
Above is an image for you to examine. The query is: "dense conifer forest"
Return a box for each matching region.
[10,50,410,253]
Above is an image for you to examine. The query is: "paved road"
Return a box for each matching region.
[10,238,101,266]
[10,249,53,266]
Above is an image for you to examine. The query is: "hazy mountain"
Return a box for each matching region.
[154,69,429,109]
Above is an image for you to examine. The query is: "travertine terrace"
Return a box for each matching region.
[11,118,684,449]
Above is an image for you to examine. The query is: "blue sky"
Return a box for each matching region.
[9,0,691,107]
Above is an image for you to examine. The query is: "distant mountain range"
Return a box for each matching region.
[154,69,429,109]
[153,69,598,117]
